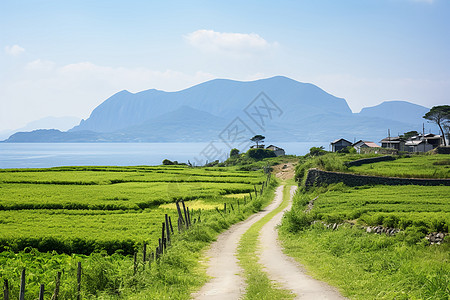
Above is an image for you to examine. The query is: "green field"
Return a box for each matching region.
[0,164,274,299]
[282,153,450,299]
[310,184,449,232]
[348,154,450,178]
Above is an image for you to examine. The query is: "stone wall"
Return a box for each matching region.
[345,155,395,167]
[305,168,450,188]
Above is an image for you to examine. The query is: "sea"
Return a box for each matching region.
[0,142,330,169]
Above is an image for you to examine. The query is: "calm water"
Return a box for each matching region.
[0,142,329,169]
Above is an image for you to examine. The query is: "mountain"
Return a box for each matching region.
[3,76,434,143]
[0,116,81,140]
[70,76,352,133]
[359,101,430,128]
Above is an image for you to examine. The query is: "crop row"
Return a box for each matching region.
[308,185,450,232]
[0,181,256,210]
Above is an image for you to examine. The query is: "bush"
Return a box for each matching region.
[162,159,174,165]
[246,148,276,160]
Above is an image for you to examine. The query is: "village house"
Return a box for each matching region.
[352,140,379,153]
[266,145,286,156]
[330,138,352,152]
[379,136,406,151]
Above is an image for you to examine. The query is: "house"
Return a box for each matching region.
[266,145,285,156]
[352,140,379,153]
[380,136,406,151]
[405,140,433,153]
[422,133,444,148]
[330,138,352,152]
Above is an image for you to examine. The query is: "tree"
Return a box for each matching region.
[230,148,240,157]
[309,146,327,157]
[423,105,450,146]
[400,131,419,140]
[250,135,265,148]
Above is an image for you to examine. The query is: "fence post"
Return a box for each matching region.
[181,201,189,229]
[143,243,147,263]
[223,203,226,213]
[161,222,166,251]
[230,203,234,211]
[77,262,82,300]
[51,271,61,300]
[168,216,174,234]
[175,201,185,225]
[186,207,191,226]
[254,185,258,197]
[133,252,138,274]
[38,284,44,300]
[237,199,240,212]
[165,214,171,243]
[19,268,25,300]
[3,279,9,300]
[248,193,252,201]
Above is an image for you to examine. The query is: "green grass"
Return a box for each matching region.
[237,183,294,300]
[308,184,450,232]
[348,154,450,178]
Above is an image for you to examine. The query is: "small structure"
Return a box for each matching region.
[422,133,444,148]
[405,140,433,153]
[266,145,285,156]
[380,136,406,151]
[331,138,352,152]
[250,144,265,149]
[352,140,379,154]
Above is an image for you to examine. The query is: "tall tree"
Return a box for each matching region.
[423,105,450,146]
[250,135,265,148]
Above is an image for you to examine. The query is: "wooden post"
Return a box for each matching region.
[168,216,174,234]
[176,201,185,225]
[161,222,166,251]
[51,271,61,300]
[38,284,44,300]
[248,193,252,201]
[230,203,234,211]
[186,207,191,226]
[254,185,258,197]
[165,214,171,243]
[223,203,226,213]
[19,268,25,300]
[177,217,182,233]
[133,252,138,274]
[143,243,147,263]
[182,201,189,229]
[3,279,9,300]
[237,199,240,212]
[76,262,81,300]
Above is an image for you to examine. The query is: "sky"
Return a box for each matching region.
[1,0,449,132]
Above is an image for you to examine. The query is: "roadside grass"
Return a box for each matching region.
[280,183,450,299]
[237,183,294,300]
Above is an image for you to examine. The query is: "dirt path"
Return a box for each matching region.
[259,186,347,299]
[192,189,285,300]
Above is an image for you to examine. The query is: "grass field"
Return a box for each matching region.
[348,154,450,178]
[0,164,273,299]
[282,153,450,299]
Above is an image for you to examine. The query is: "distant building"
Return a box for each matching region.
[405,140,434,153]
[266,145,285,156]
[352,140,379,153]
[250,144,265,149]
[380,136,406,151]
[330,138,352,152]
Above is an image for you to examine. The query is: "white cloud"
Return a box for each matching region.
[185,29,277,56]
[4,44,25,56]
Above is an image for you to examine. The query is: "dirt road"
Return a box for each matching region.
[191,190,285,300]
[259,186,346,299]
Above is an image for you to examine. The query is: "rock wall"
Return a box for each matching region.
[345,155,395,167]
[305,168,450,188]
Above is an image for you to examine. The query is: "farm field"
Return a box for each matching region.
[281,153,450,299]
[0,164,272,299]
[348,154,450,178]
[310,184,450,231]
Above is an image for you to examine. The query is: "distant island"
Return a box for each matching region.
[3,76,436,143]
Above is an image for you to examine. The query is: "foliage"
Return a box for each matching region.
[230,148,240,157]
[337,146,356,154]
[250,135,265,147]
[294,153,347,183]
[308,146,328,157]
[400,130,419,140]
[423,105,450,146]
[246,148,276,160]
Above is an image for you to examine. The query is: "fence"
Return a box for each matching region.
[1,173,272,300]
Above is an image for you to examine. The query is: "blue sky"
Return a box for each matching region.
[1,0,449,131]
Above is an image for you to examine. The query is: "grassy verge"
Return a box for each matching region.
[237,182,295,300]
[279,186,450,299]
